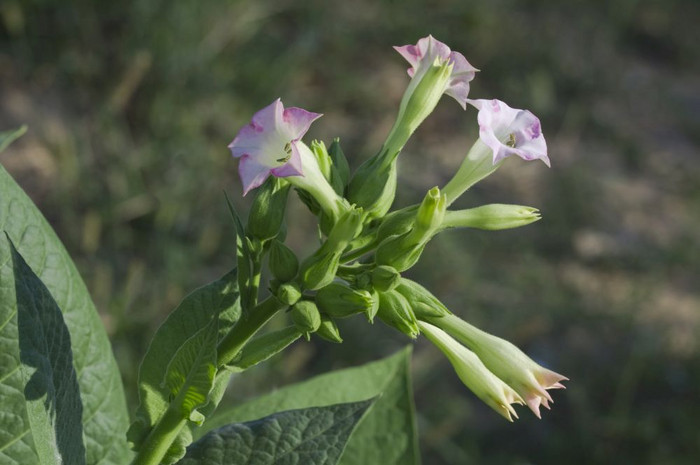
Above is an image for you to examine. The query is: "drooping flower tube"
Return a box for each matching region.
[425,314,567,418]
[442,99,550,205]
[229,98,345,221]
[347,36,477,220]
[419,321,524,421]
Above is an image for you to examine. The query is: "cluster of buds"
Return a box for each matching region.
[228,35,565,420]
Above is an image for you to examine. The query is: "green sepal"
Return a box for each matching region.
[246,177,291,241]
[291,300,322,335]
[268,239,299,282]
[316,315,343,343]
[328,137,350,195]
[377,290,420,338]
[224,192,253,311]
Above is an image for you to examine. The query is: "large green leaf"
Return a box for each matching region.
[1,157,130,462]
[178,400,375,465]
[200,347,420,465]
[6,238,86,464]
[127,269,240,454]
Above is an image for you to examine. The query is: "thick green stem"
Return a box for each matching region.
[130,296,287,465]
[249,253,263,307]
[217,295,288,366]
[130,405,187,465]
[340,239,379,263]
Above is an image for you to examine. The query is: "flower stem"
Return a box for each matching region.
[249,252,263,307]
[130,296,288,465]
[217,295,288,366]
[130,405,187,465]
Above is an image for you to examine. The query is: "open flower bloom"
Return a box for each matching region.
[229,99,344,220]
[469,98,550,167]
[395,35,478,109]
[442,99,550,205]
[428,314,567,418]
[418,321,524,422]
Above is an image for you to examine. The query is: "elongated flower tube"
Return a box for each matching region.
[440,204,541,231]
[426,314,567,418]
[347,36,477,220]
[229,98,344,221]
[419,321,524,421]
[442,99,549,206]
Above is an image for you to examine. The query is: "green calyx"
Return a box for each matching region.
[376,289,420,339]
[315,282,375,319]
[246,177,291,241]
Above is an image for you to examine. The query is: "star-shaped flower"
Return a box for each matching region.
[229,98,322,195]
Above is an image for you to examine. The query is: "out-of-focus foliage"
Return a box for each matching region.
[2,0,699,464]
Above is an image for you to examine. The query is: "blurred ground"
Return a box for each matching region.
[2,0,699,463]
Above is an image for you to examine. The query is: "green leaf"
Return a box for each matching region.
[229,326,302,372]
[0,163,130,464]
[164,317,219,424]
[4,237,86,464]
[0,125,28,153]
[178,399,375,465]
[224,192,253,311]
[128,269,240,451]
[200,347,420,465]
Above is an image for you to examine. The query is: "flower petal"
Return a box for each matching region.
[238,155,272,196]
[270,140,304,178]
[282,107,322,140]
[469,98,550,166]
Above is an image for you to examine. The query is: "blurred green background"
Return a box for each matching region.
[2,0,699,463]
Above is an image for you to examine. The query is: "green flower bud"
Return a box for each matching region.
[367,290,380,322]
[375,187,446,272]
[414,186,447,239]
[300,207,363,290]
[376,205,417,244]
[395,278,451,318]
[375,233,427,272]
[328,138,350,195]
[311,139,332,180]
[316,315,343,343]
[277,282,302,306]
[440,204,541,231]
[269,240,299,282]
[300,252,340,291]
[291,300,321,336]
[376,290,420,339]
[315,283,374,319]
[371,265,401,292]
[246,177,291,241]
[347,157,398,221]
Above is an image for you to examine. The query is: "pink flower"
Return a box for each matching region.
[229,98,322,195]
[394,35,478,109]
[468,98,550,167]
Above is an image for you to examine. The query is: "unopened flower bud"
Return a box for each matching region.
[277,282,302,306]
[375,234,426,272]
[367,290,380,322]
[413,187,446,238]
[375,188,446,272]
[300,207,363,290]
[395,278,451,318]
[377,290,420,339]
[347,158,398,222]
[328,138,350,195]
[246,177,291,241]
[269,240,299,282]
[316,315,343,343]
[371,265,401,292]
[300,252,341,291]
[291,300,322,336]
[376,205,417,244]
[315,283,374,319]
[311,139,332,180]
[441,204,541,231]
